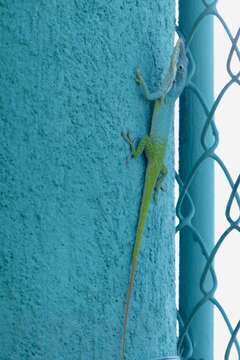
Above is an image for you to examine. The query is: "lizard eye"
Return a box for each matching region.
[178,65,183,70]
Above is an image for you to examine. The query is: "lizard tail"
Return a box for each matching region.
[121,166,158,360]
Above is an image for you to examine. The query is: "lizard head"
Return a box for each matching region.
[166,37,188,100]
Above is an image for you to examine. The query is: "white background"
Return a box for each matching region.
[214,1,240,358]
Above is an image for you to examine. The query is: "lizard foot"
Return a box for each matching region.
[135,66,144,85]
[121,131,134,146]
[121,131,135,161]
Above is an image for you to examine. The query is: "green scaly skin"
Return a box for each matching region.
[121,38,188,360]
[120,133,167,359]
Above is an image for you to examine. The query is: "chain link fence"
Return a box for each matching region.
[175,1,240,358]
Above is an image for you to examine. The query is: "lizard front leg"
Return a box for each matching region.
[135,66,163,101]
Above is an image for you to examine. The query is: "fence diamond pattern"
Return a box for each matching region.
[176,1,240,358]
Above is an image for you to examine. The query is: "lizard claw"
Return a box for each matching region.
[126,154,132,163]
[121,131,134,163]
[126,131,134,145]
[125,153,133,164]
[121,131,134,146]
[135,66,143,85]
[121,131,129,144]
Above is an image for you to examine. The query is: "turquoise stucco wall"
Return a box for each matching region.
[0,1,176,359]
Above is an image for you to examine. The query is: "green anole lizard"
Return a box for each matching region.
[121,38,188,359]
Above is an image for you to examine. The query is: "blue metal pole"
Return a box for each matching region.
[179,1,214,359]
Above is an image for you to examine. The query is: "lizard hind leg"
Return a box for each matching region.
[122,131,150,160]
[154,164,168,203]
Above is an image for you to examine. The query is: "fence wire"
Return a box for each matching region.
[175,1,240,359]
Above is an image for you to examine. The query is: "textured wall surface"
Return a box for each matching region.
[0,1,176,359]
